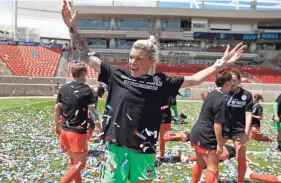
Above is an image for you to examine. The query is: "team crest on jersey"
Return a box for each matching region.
[153,76,163,86]
[241,95,247,101]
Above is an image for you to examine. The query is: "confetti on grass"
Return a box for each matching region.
[0,99,279,183]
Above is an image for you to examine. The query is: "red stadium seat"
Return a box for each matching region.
[233,66,281,84]
[0,45,62,77]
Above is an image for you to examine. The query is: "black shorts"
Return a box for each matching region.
[223,126,246,139]
[223,131,246,139]
[161,108,172,124]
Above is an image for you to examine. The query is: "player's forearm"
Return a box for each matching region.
[70,28,102,73]
[245,112,252,134]
[53,104,61,126]
[182,65,219,88]
[214,123,224,146]
[54,112,60,125]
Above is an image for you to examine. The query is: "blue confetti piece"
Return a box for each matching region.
[181,94,188,99]
[96,162,102,167]
[150,145,156,152]
[91,113,96,118]
[64,68,69,73]
[120,159,128,167]
[134,131,146,140]
[94,109,99,116]
[82,170,92,177]
[32,51,39,57]
[106,105,113,112]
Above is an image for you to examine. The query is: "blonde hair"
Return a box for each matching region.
[132,35,159,75]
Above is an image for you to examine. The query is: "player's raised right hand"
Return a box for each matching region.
[61,0,78,28]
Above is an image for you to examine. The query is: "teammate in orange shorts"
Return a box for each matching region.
[190,71,233,183]
[249,94,273,142]
[54,63,99,183]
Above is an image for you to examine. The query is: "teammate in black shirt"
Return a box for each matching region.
[273,94,281,151]
[53,63,98,183]
[249,94,266,141]
[61,2,246,182]
[224,70,253,183]
[190,72,233,183]
[249,94,273,142]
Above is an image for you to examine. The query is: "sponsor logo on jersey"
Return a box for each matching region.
[241,95,247,101]
[153,76,163,86]
[228,99,246,108]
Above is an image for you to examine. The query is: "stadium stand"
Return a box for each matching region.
[237,67,281,84]
[156,64,252,83]
[75,62,250,83]
[1,44,278,84]
[0,45,62,77]
[0,68,4,76]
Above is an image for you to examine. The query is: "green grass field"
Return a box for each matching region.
[0,98,280,183]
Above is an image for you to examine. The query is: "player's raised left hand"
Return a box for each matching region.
[220,43,247,66]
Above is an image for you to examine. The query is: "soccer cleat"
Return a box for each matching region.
[179,113,187,119]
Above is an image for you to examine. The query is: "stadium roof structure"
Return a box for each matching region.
[73,0,281,11]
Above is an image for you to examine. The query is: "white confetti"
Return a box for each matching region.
[81,120,86,125]
[97,132,104,137]
[126,114,132,121]
[114,122,120,128]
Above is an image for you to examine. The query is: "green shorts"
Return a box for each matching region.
[100,144,156,183]
[273,121,281,131]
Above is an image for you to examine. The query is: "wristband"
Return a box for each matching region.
[213,59,223,69]
[87,52,97,57]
